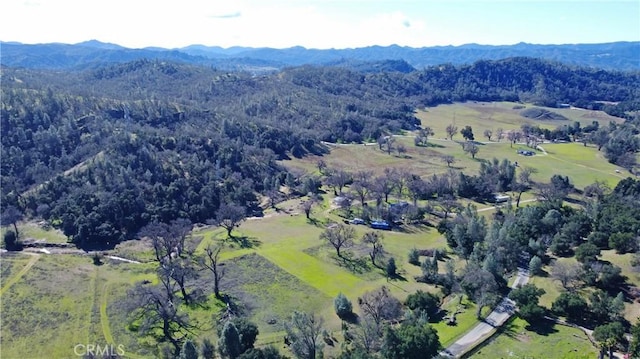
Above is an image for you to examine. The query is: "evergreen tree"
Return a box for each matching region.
[219,321,242,359]
[179,340,198,359]
[334,292,353,319]
[386,257,397,279]
[528,255,543,276]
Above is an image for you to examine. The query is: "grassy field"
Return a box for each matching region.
[1,221,69,244]
[417,101,624,139]
[192,198,448,344]
[283,102,627,192]
[2,254,106,358]
[0,250,192,358]
[468,317,598,359]
[600,250,640,322]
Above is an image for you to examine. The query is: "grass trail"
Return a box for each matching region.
[0,253,40,296]
[100,282,115,344]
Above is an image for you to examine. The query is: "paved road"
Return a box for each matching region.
[440,266,530,358]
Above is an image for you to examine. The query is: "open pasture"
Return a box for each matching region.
[417,101,624,138]
[469,317,598,359]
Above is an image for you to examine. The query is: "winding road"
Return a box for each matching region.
[440,266,530,358]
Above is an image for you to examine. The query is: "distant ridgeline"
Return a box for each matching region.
[1,49,639,248]
[2,40,639,71]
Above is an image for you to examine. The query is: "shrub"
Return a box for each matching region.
[528,255,543,275]
[92,252,104,265]
[386,257,397,278]
[575,242,601,263]
[609,232,637,254]
[588,231,609,248]
[551,292,588,323]
[408,248,420,266]
[334,293,353,319]
[200,338,216,359]
[3,230,21,251]
[404,290,440,319]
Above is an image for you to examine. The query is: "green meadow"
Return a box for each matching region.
[469,317,598,359]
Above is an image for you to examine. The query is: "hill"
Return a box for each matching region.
[2,40,639,71]
[1,57,638,248]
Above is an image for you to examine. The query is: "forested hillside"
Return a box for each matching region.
[2,57,639,248]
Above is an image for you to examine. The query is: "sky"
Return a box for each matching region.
[2,0,639,49]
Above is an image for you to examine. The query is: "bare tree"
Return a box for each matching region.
[325,169,351,195]
[437,197,462,219]
[406,174,427,206]
[162,257,197,304]
[507,131,521,148]
[463,142,480,159]
[354,316,382,354]
[421,126,434,144]
[357,286,402,326]
[140,219,193,265]
[363,231,384,267]
[441,155,456,168]
[214,204,246,239]
[377,135,387,151]
[301,200,315,220]
[552,261,583,291]
[590,128,610,151]
[496,128,504,142]
[372,171,394,204]
[201,244,225,299]
[1,205,23,240]
[285,311,324,359]
[385,136,396,155]
[461,264,500,319]
[320,223,355,258]
[351,171,372,207]
[483,129,493,141]
[139,220,196,305]
[446,124,458,140]
[316,159,327,174]
[513,166,535,207]
[393,168,410,200]
[127,275,193,353]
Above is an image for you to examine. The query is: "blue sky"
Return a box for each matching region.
[2,0,639,49]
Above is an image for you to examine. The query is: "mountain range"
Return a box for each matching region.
[1,40,639,72]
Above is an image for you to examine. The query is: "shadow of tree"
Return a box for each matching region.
[500,316,520,338]
[336,252,372,274]
[387,272,408,282]
[307,218,323,227]
[525,318,559,336]
[230,235,261,249]
[338,312,360,324]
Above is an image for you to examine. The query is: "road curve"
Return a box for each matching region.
[440,266,530,358]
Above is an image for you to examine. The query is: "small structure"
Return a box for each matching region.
[494,194,510,203]
[332,196,351,208]
[517,149,535,156]
[370,220,391,230]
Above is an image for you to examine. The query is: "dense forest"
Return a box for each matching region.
[1,57,639,248]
